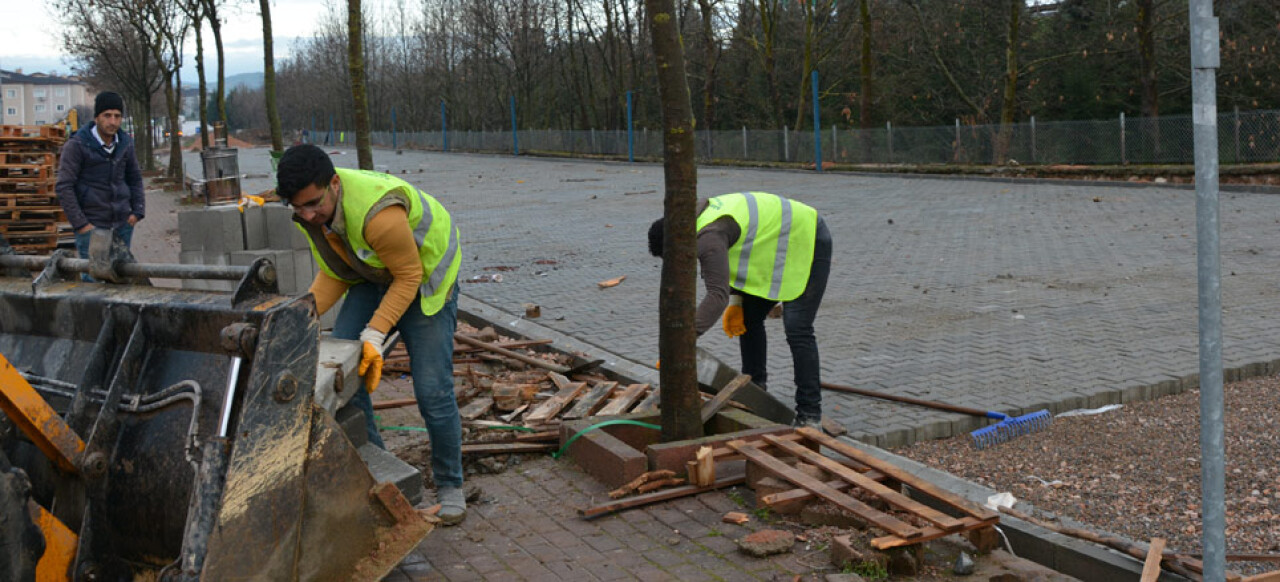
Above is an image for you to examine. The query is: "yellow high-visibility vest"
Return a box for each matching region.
[306,168,461,316]
[696,192,817,301]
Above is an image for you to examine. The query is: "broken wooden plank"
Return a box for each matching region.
[460,442,556,455]
[580,464,746,520]
[1141,538,1166,582]
[1243,572,1280,582]
[454,338,554,354]
[525,381,588,424]
[871,516,999,550]
[700,374,752,423]
[548,372,571,391]
[458,397,494,421]
[499,403,529,423]
[795,427,997,521]
[763,434,964,531]
[609,470,677,499]
[636,477,686,494]
[563,381,618,420]
[759,475,885,508]
[630,384,661,414]
[372,398,416,410]
[595,384,649,416]
[513,430,559,443]
[727,439,922,539]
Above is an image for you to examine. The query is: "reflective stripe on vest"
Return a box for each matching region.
[314,168,461,316]
[696,192,817,302]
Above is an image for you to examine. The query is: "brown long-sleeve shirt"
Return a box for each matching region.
[309,205,424,334]
[695,207,741,336]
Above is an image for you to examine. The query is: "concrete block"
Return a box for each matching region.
[829,534,886,572]
[202,205,246,253]
[561,418,649,490]
[315,337,362,415]
[294,249,315,294]
[335,402,368,447]
[265,204,310,250]
[178,250,233,292]
[177,209,206,251]
[357,443,423,505]
[242,204,267,250]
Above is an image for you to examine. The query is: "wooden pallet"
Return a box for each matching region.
[726,426,999,550]
[0,207,63,222]
[0,163,54,180]
[0,152,56,166]
[0,125,66,140]
[0,179,56,195]
[0,193,58,207]
[0,222,58,236]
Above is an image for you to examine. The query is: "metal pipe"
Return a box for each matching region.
[219,357,242,438]
[0,255,253,281]
[1190,1,1224,580]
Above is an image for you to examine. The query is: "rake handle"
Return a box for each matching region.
[820,382,1003,419]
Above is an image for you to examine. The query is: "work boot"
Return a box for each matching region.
[437,486,467,526]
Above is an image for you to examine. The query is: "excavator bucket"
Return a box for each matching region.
[0,241,432,581]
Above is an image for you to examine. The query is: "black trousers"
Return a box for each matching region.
[738,217,832,419]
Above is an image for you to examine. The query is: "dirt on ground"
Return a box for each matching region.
[893,374,1280,577]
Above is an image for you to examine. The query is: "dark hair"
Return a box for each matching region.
[276,144,335,202]
[648,218,665,258]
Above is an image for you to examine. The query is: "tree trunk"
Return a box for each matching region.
[992,0,1023,164]
[260,0,283,152]
[1136,0,1160,160]
[195,14,209,149]
[206,0,227,123]
[646,0,702,443]
[858,0,872,159]
[697,0,718,131]
[348,0,374,170]
[163,73,182,180]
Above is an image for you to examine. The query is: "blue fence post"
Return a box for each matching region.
[627,91,634,163]
[391,106,398,150]
[812,70,822,172]
[328,114,334,146]
[441,101,448,152]
[510,96,519,155]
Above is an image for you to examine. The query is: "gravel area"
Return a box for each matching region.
[893,374,1280,577]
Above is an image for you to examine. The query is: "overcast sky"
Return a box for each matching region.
[0,0,339,82]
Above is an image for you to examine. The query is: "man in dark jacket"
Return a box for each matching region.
[55,91,145,258]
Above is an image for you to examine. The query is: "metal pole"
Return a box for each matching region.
[310,114,315,144]
[328,114,334,146]
[742,126,747,159]
[1233,105,1240,163]
[783,125,789,162]
[1120,111,1127,165]
[1190,2,1224,580]
[391,106,397,151]
[441,101,448,152]
[812,70,822,172]
[510,96,519,155]
[954,118,960,162]
[627,91,634,163]
[1031,115,1037,164]
[831,124,837,162]
[886,121,893,163]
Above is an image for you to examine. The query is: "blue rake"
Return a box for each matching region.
[969,409,1053,449]
[820,382,1052,448]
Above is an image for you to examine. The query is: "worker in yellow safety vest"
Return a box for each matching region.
[649,192,833,426]
[276,144,467,525]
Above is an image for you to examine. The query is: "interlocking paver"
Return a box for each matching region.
[155,150,1280,580]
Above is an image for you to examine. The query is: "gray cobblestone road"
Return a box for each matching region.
[178,148,1280,447]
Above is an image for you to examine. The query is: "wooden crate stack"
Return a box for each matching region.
[0,125,68,254]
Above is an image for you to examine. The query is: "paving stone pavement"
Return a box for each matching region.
[383,456,820,581]
[174,148,1280,447]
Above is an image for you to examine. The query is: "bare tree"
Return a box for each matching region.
[183,0,210,148]
[202,0,227,123]
[349,0,374,169]
[60,7,165,170]
[647,0,701,442]
[261,0,284,152]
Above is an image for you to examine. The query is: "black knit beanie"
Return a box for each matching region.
[94,92,124,117]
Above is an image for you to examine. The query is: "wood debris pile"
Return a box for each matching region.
[0,125,68,254]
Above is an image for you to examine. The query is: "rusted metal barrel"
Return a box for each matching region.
[200,148,240,206]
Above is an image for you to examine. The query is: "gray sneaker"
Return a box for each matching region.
[438,486,467,526]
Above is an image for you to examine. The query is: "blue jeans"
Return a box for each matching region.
[333,283,464,488]
[74,225,134,282]
[739,217,832,419]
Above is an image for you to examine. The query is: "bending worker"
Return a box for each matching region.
[276,144,466,524]
[649,192,832,426]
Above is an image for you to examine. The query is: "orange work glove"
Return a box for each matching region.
[655,359,661,370]
[358,328,385,393]
[722,295,746,338]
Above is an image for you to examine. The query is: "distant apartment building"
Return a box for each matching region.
[0,69,95,126]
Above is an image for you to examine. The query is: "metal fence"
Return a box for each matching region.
[346,109,1280,166]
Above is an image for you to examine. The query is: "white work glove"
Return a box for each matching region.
[358,327,386,393]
